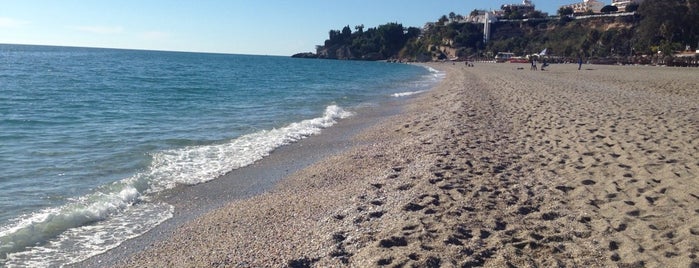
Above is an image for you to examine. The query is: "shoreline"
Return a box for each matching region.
[75,80,419,267]
[86,63,698,267]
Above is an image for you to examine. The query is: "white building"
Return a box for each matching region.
[561,0,605,14]
[611,0,644,11]
[501,0,536,14]
[467,10,489,23]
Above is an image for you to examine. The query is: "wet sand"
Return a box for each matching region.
[99,63,698,267]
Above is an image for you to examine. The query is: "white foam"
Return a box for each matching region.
[0,105,352,266]
[408,65,444,87]
[427,66,445,78]
[4,203,172,267]
[0,182,146,263]
[388,65,444,99]
[392,90,427,97]
[146,104,352,192]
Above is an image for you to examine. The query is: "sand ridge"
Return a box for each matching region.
[118,63,698,267]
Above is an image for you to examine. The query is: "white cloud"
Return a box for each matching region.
[0,17,30,28]
[73,25,124,34]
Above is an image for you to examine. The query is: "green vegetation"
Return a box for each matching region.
[558,7,574,17]
[295,0,698,62]
[310,23,421,60]
[488,16,637,59]
[410,21,484,60]
[487,0,697,59]
[600,5,619,13]
[635,0,699,55]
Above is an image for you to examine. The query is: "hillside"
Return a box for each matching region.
[294,0,698,63]
[487,16,638,59]
[297,16,639,62]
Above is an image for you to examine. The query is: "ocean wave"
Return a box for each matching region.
[392,90,427,97]
[0,105,353,266]
[426,66,446,80]
[2,203,172,267]
[145,104,353,192]
[389,65,444,99]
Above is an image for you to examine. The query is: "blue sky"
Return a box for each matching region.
[0,0,570,55]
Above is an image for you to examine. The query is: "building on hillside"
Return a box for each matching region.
[611,0,644,11]
[500,0,536,15]
[467,10,490,23]
[561,0,605,14]
[484,12,495,44]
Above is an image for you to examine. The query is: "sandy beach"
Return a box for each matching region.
[98,63,697,267]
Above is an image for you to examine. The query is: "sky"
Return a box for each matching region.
[0,0,570,56]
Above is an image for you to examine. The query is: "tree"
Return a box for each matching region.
[601,5,619,13]
[470,9,480,18]
[588,29,601,44]
[326,30,341,46]
[635,0,689,53]
[355,24,364,35]
[452,23,483,48]
[341,25,352,42]
[438,15,449,26]
[528,10,544,19]
[405,27,421,40]
[377,23,409,58]
[687,0,699,49]
[625,3,639,12]
[449,12,457,22]
[558,15,573,25]
[509,10,523,20]
[558,6,574,16]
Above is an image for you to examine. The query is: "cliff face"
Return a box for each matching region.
[485,15,639,58]
[317,45,354,60]
[491,15,637,36]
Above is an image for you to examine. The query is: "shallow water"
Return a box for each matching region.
[0,44,441,266]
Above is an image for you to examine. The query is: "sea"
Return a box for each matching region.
[0,44,442,267]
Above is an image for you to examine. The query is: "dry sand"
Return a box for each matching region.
[114,63,698,267]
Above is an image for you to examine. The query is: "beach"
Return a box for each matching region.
[97,63,697,267]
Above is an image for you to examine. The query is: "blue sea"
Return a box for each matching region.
[0,44,441,266]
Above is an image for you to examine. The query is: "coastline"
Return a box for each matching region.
[74,79,417,267]
[86,63,697,267]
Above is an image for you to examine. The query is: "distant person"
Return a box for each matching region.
[541,59,549,71]
[578,56,583,70]
[531,58,537,71]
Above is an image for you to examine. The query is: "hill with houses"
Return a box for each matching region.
[294,0,698,66]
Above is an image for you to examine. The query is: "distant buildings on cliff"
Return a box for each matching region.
[558,0,643,14]
[422,0,645,44]
[561,0,605,14]
[440,0,645,45]
[463,0,644,23]
[611,0,645,11]
[500,0,537,16]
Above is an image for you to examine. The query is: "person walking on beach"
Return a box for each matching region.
[531,58,537,71]
[578,56,583,70]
